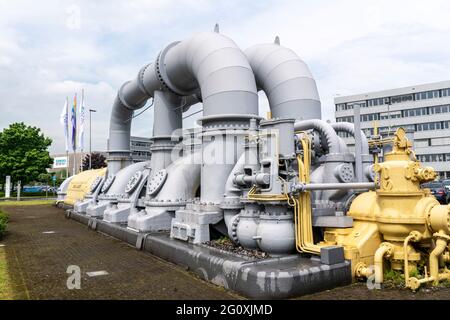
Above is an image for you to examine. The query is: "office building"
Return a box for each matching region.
[335,80,450,180]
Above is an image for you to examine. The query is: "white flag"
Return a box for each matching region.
[79,90,85,151]
[60,98,69,152]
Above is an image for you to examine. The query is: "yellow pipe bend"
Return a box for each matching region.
[374,242,394,284]
[403,231,422,284]
[430,231,449,285]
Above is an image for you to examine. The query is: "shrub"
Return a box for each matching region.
[0,210,8,239]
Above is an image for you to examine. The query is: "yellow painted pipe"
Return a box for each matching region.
[403,231,422,284]
[430,231,448,285]
[374,242,394,284]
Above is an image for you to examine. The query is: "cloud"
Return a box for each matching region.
[1,0,450,154]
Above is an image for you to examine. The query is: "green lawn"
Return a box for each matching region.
[0,247,14,299]
[0,200,55,207]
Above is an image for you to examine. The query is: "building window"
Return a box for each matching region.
[441,88,450,97]
[336,103,349,111]
[360,113,380,122]
[430,105,450,114]
[336,116,354,123]
[415,90,440,101]
[417,153,450,163]
[414,139,430,148]
[415,121,449,132]
[367,97,389,107]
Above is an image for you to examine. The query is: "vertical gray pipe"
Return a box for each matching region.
[148,91,183,178]
[353,103,363,182]
[331,122,369,155]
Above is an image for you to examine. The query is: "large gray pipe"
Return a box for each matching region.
[164,32,258,118]
[245,42,321,120]
[294,119,341,154]
[331,122,369,155]
[108,31,258,174]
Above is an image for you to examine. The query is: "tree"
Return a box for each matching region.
[0,122,53,186]
[82,153,106,170]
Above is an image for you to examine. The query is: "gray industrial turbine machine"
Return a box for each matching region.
[69,28,374,298]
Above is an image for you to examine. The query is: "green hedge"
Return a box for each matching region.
[0,210,8,239]
[0,191,53,198]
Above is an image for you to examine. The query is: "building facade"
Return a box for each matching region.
[130,136,152,162]
[334,80,450,180]
[50,136,152,176]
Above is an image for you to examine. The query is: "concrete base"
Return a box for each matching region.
[65,210,352,299]
[86,201,109,218]
[171,203,223,244]
[127,207,174,232]
[73,198,94,214]
[103,203,133,223]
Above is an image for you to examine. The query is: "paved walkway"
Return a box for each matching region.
[1,205,240,299]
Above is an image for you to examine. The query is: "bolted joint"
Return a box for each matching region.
[428,204,450,235]
[379,242,394,257]
[355,262,373,279]
[408,230,423,242]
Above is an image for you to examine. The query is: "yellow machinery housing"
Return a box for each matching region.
[64,168,106,206]
[323,128,450,289]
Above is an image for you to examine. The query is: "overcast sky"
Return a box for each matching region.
[1,0,450,154]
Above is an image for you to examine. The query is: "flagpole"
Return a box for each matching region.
[72,93,77,176]
[65,97,69,178]
[80,88,84,172]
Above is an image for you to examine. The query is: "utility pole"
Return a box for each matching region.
[354,103,363,182]
[89,108,97,169]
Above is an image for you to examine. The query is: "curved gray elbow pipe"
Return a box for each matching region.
[294,119,341,154]
[331,122,369,155]
[245,43,321,120]
[163,32,258,118]
[108,32,258,174]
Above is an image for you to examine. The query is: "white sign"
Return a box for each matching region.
[53,156,68,169]
[5,176,10,198]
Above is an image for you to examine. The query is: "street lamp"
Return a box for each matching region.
[89,109,97,169]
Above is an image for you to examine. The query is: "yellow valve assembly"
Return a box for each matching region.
[64,168,107,205]
[323,128,450,290]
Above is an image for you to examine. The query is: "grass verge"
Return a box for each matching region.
[0,200,55,207]
[0,247,14,299]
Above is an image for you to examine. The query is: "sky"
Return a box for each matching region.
[1,0,450,154]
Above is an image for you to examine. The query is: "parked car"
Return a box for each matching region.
[421,182,449,204]
[443,179,450,193]
[22,185,43,193]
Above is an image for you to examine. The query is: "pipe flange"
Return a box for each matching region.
[147,169,168,196]
[90,176,103,193]
[379,242,394,257]
[101,175,115,193]
[155,41,192,96]
[125,171,143,193]
[137,63,154,97]
[118,82,146,111]
[197,114,264,127]
[231,215,240,244]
